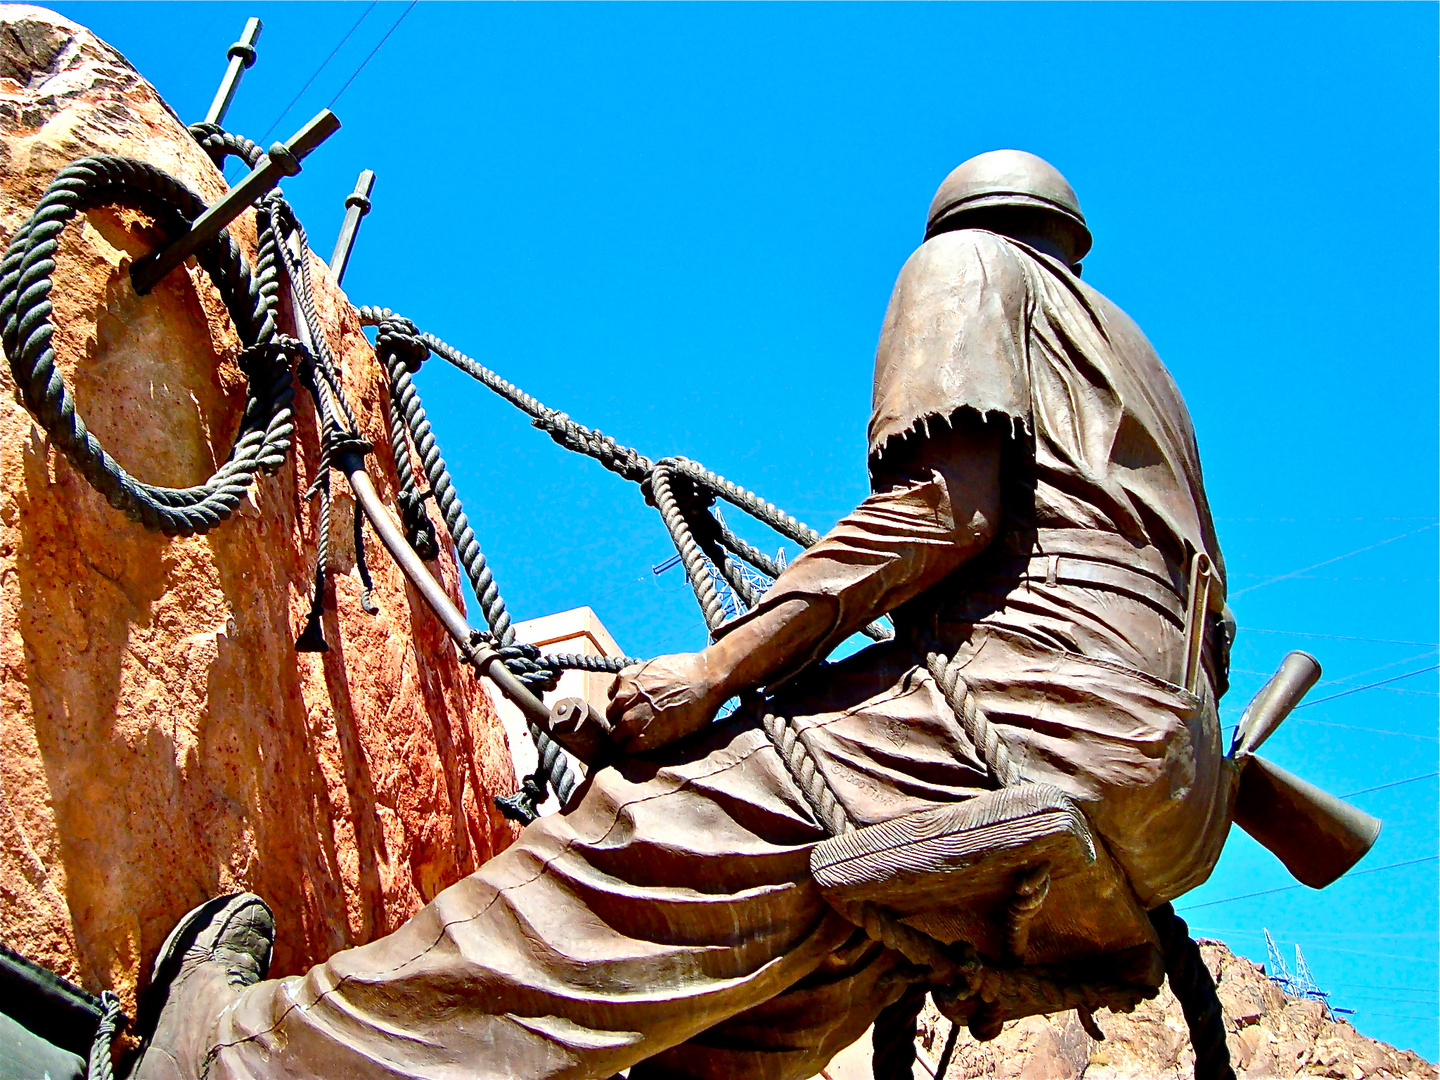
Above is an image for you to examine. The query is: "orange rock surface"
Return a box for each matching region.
[0,6,517,1016]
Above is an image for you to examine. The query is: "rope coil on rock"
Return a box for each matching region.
[0,154,297,536]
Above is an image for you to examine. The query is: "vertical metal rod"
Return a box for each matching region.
[204,17,263,127]
[131,110,341,295]
[278,237,556,728]
[329,170,376,287]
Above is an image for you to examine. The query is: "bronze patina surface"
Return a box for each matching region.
[135,152,1244,1080]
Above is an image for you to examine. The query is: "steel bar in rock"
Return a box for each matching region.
[203,17,262,127]
[131,110,340,295]
[329,169,374,286]
[285,276,554,727]
[333,445,553,729]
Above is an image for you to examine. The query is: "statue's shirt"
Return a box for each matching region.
[871,229,1223,591]
[769,230,1233,904]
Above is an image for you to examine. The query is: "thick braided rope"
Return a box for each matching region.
[294,475,331,651]
[923,647,1022,788]
[349,309,436,555]
[666,456,821,549]
[0,155,296,536]
[385,395,440,559]
[651,462,728,632]
[352,502,380,615]
[1150,903,1236,1080]
[189,123,264,170]
[658,460,888,642]
[707,544,763,611]
[85,990,124,1080]
[543,652,640,673]
[1004,862,1052,960]
[759,710,852,837]
[832,898,980,987]
[676,492,766,613]
[871,989,928,1080]
[355,312,894,644]
[265,196,359,431]
[368,318,577,809]
[377,333,516,644]
[714,514,785,578]
[411,324,654,484]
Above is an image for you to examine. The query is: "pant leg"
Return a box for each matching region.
[629,932,908,1080]
[200,715,859,1080]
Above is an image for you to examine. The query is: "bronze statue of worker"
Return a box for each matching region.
[132,150,1235,1080]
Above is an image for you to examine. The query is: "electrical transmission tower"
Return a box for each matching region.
[1263,930,1351,1019]
[652,509,785,622]
[1264,929,1293,994]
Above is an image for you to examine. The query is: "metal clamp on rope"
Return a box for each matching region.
[327,434,374,463]
[131,110,340,295]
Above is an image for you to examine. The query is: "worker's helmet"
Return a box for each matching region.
[925,149,1092,261]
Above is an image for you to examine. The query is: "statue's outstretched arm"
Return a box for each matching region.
[607,413,1004,752]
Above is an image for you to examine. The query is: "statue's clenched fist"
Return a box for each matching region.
[605,652,726,753]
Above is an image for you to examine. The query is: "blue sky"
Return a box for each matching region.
[54,1,1439,1062]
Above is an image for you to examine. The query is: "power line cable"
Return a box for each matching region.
[1341,772,1439,798]
[1296,665,1440,709]
[1180,855,1440,911]
[1347,1013,1440,1025]
[1190,927,1438,941]
[1241,627,1439,648]
[329,1,417,109]
[1286,717,1438,741]
[1311,650,1440,690]
[1229,522,1438,599]
[261,3,377,143]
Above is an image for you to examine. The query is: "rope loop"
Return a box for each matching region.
[187,123,264,171]
[0,154,296,536]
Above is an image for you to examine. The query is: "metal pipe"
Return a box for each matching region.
[204,17,263,127]
[335,446,554,727]
[329,170,375,287]
[131,110,341,295]
[276,231,555,729]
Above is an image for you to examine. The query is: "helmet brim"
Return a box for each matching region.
[927,192,1093,261]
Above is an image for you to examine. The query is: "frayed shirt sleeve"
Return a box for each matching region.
[868,230,1033,460]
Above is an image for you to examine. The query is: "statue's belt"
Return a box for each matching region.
[983,528,1196,626]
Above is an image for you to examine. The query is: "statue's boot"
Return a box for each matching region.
[130,893,275,1080]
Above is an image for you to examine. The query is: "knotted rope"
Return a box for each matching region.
[85,991,124,1080]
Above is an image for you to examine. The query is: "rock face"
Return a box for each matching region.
[0,6,516,1016]
[902,941,1436,1080]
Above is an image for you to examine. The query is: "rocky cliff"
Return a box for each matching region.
[902,941,1435,1079]
[0,5,516,1017]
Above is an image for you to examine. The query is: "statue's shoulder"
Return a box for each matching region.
[897,228,1030,286]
